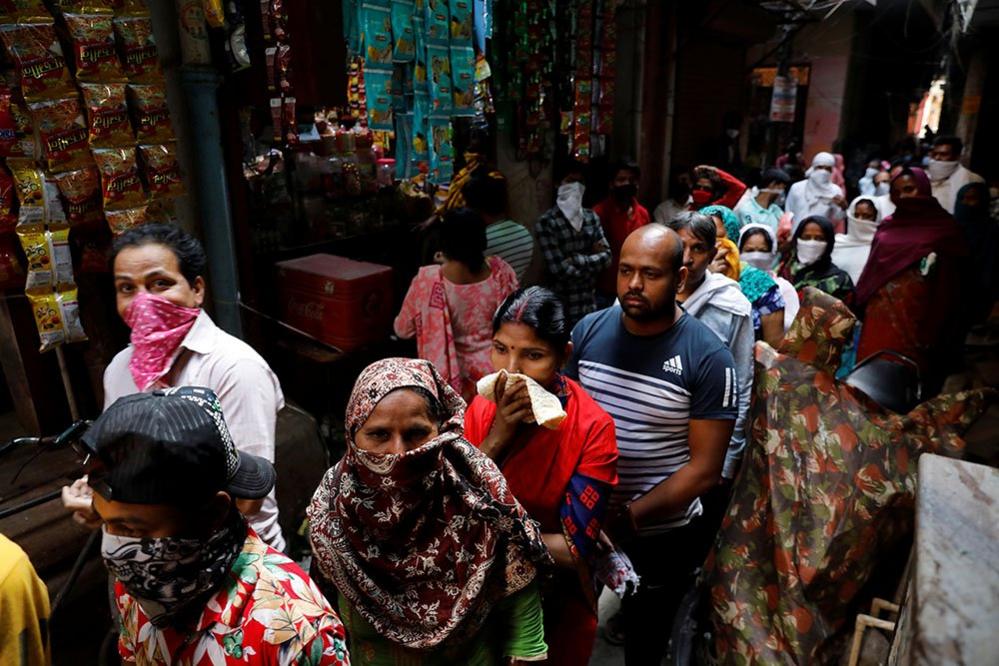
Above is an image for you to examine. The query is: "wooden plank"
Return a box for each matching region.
[0,295,39,432]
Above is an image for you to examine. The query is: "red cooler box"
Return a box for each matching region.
[275,254,394,351]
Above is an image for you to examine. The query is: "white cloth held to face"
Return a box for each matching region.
[556,182,586,232]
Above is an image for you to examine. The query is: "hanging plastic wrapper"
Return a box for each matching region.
[81,82,133,147]
[428,113,452,185]
[29,96,92,172]
[113,15,162,82]
[391,0,415,62]
[64,13,127,82]
[0,22,74,101]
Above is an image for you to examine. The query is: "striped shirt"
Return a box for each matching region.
[486,219,535,282]
[566,307,738,533]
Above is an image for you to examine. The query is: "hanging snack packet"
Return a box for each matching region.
[27,290,64,351]
[113,15,161,82]
[93,146,145,210]
[448,0,472,46]
[54,166,103,227]
[424,0,448,45]
[127,83,173,143]
[51,1,114,13]
[65,14,126,82]
[0,1,49,23]
[29,96,92,172]
[43,176,68,227]
[363,66,393,131]
[57,287,87,343]
[361,2,392,66]
[16,226,52,292]
[105,203,146,234]
[203,0,224,27]
[426,43,451,114]
[0,87,15,156]
[391,0,415,62]
[109,0,147,15]
[138,142,183,199]
[428,114,452,184]
[0,23,74,100]
[8,95,37,158]
[81,82,132,147]
[9,157,44,226]
[450,45,475,115]
[0,163,15,233]
[47,227,74,288]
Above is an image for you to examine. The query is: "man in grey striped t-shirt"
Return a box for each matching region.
[463,170,535,282]
[565,225,736,665]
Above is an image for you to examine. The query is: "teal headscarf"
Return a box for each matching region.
[700,204,741,242]
[739,264,777,304]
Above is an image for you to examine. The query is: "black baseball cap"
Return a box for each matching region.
[81,386,276,505]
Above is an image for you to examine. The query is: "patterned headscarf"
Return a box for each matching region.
[700,204,741,242]
[308,358,549,649]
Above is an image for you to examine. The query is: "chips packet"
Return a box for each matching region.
[127,83,172,143]
[29,96,91,172]
[93,146,145,210]
[112,15,161,82]
[138,142,182,198]
[54,166,103,227]
[0,23,74,100]
[104,202,146,234]
[65,13,126,82]
[81,82,132,146]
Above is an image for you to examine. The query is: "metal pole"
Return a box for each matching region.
[180,66,243,337]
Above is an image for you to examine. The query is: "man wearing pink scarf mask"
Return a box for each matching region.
[61,223,286,551]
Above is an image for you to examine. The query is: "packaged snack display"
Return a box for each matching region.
[26,287,87,351]
[0,23,74,100]
[65,13,126,82]
[81,82,132,146]
[138,142,182,199]
[92,146,145,210]
[0,86,15,156]
[362,2,392,65]
[364,66,392,130]
[47,226,73,287]
[9,157,44,226]
[42,175,67,226]
[390,0,415,62]
[113,15,161,82]
[126,83,172,143]
[8,94,36,158]
[54,166,103,226]
[0,162,15,232]
[0,1,49,24]
[16,225,51,292]
[104,202,145,234]
[29,96,91,172]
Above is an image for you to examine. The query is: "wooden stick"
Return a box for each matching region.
[55,346,79,422]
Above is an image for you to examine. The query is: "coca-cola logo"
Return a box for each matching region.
[288,296,324,321]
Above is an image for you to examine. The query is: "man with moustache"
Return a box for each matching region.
[565,225,737,665]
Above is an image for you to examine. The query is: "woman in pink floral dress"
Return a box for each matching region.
[394,208,519,402]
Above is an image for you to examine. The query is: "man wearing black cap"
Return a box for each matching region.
[83,386,349,665]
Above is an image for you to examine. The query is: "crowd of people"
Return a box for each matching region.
[0,129,987,666]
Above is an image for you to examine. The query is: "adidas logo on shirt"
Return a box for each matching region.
[662,355,683,376]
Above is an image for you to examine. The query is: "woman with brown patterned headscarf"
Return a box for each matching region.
[308,357,551,666]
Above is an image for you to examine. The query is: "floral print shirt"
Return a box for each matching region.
[116,530,349,665]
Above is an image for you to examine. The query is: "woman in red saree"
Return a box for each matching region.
[464,287,619,665]
[854,166,969,393]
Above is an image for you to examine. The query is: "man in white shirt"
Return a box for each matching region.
[62,223,286,551]
[926,135,984,214]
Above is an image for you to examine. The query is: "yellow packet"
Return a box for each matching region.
[26,289,65,352]
[48,227,75,289]
[16,226,52,293]
[8,158,45,228]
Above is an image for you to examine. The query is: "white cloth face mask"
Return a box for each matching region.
[796,239,827,265]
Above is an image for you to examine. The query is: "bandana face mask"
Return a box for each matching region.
[124,292,200,391]
[101,511,245,628]
[796,239,828,266]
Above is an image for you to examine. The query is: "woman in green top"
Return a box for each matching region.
[308,357,550,665]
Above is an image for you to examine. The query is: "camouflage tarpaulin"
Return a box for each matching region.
[703,288,997,664]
